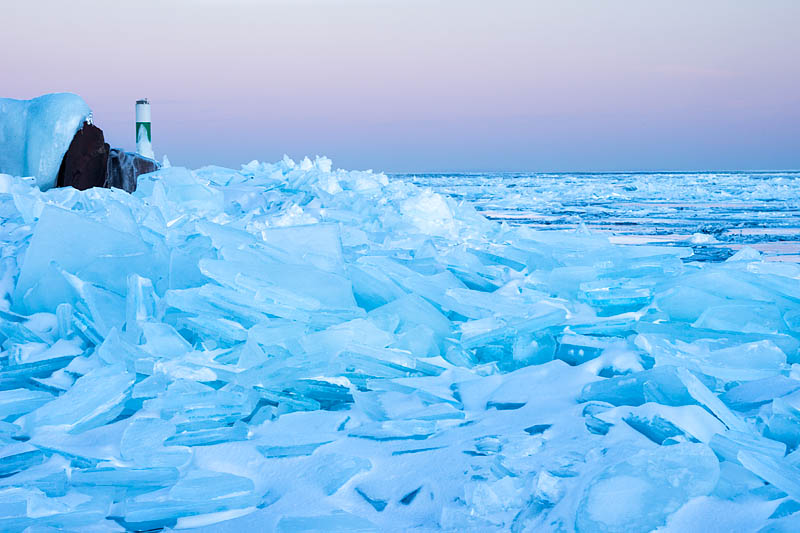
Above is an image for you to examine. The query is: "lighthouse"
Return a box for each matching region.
[135,98,154,159]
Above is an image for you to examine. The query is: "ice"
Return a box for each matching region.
[608,403,726,444]
[637,334,789,382]
[14,205,158,316]
[0,154,798,530]
[764,389,800,451]
[261,223,346,274]
[579,366,701,407]
[694,303,790,335]
[276,511,378,532]
[576,443,719,532]
[0,389,53,419]
[135,166,223,213]
[0,93,91,190]
[20,364,134,434]
[120,417,192,467]
[738,451,800,502]
[709,430,787,465]
[70,466,179,490]
[721,376,800,411]
[675,366,750,432]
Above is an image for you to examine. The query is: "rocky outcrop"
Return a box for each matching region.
[106,148,158,193]
[1,93,157,193]
[56,123,109,190]
[55,123,158,193]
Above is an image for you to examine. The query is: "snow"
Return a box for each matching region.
[0,93,91,190]
[0,153,799,531]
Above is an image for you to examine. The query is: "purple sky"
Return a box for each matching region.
[4,1,800,172]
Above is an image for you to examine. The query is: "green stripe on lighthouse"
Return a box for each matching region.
[135,98,154,159]
[136,122,151,142]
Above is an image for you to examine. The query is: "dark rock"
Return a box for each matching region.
[105,149,158,193]
[55,122,159,193]
[56,123,109,190]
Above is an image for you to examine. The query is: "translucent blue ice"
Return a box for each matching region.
[0,152,798,530]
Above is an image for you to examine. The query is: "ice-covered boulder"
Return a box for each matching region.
[0,93,91,190]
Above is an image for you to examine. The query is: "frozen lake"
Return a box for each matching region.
[2,160,799,531]
[398,171,800,262]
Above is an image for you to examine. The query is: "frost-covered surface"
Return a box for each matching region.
[0,93,91,190]
[401,172,800,263]
[0,158,799,531]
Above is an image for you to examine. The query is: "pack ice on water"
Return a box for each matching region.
[0,153,799,532]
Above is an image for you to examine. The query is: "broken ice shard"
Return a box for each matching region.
[21,364,134,434]
[0,148,798,531]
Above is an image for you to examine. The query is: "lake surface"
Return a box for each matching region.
[395,171,800,262]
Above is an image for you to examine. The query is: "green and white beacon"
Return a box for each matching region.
[135,98,154,160]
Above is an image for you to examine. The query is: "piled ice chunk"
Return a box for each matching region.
[0,155,799,531]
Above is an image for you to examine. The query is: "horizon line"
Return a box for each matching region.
[383,168,800,175]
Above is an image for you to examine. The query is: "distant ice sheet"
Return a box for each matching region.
[0,157,798,531]
[399,171,800,263]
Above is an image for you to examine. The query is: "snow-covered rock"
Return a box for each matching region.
[0,93,91,190]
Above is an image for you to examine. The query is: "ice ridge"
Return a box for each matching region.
[0,156,798,531]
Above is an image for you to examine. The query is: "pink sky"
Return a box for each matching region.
[3,0,800,171]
